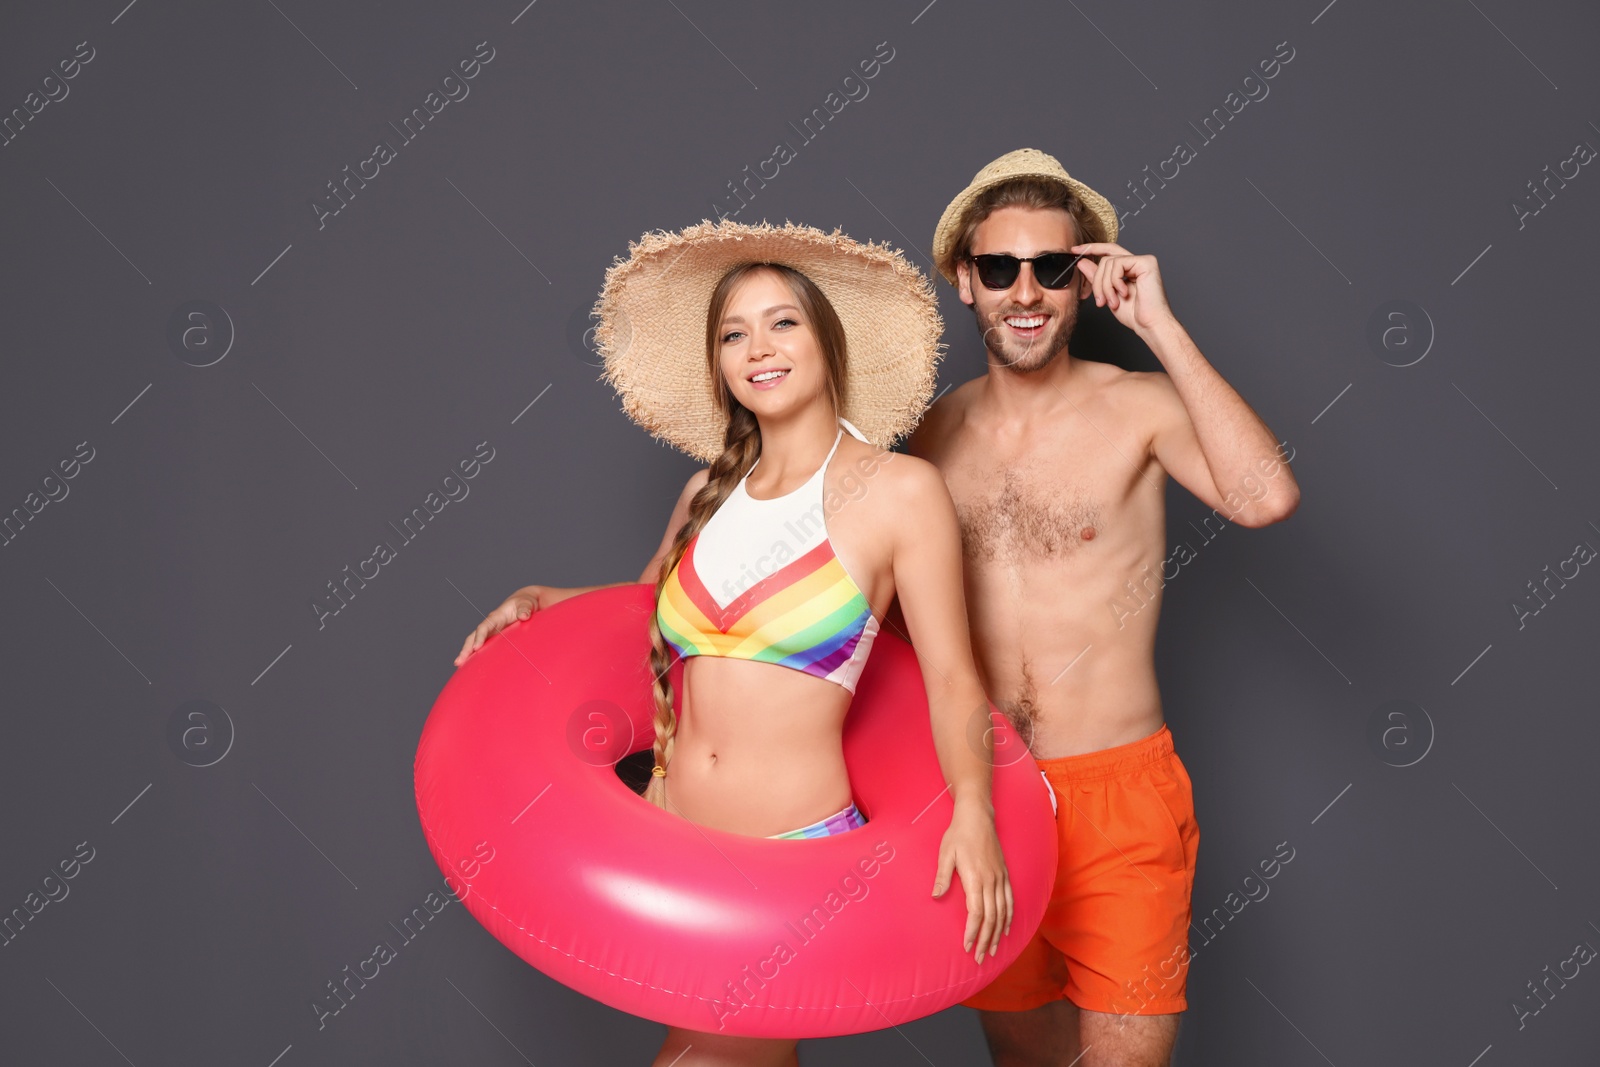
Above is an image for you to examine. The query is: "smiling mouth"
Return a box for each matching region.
[1002,313,1049,336]
[748,368,790,387]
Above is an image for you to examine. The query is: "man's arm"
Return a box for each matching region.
[1140,321,1300,528]
[1071,241,1300,528]
[905,391,951,462]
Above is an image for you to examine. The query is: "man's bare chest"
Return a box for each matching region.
[934,405,1162,565]
[948,463,1105,564]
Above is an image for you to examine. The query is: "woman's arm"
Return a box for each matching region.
[548,464,709,599]
[453,468,710,666]
[887,456,1014,963]
[636,467,711,585]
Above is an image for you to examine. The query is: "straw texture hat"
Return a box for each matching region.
[594,219,944,464]
[931,148,1120,286]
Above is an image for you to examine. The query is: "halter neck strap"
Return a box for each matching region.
[747,417,854,477]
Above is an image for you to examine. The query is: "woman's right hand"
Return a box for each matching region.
[454,586,549,666]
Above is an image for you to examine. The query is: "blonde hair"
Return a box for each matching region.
[641,263,848,809]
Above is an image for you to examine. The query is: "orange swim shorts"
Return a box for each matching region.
[963,724,1199,1017]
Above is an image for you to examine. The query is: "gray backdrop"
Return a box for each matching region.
[3,0,1597,1064]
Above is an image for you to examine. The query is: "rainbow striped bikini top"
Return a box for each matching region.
[655,417,881,693]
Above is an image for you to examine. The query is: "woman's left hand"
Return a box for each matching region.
[932,796,1014,964]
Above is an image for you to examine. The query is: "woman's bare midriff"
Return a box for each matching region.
[664,656,855,837]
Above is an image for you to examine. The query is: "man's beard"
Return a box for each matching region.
[976,302,1077,373]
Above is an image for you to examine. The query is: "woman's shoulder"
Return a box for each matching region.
[831,437,949,513]
[668,467,712,517]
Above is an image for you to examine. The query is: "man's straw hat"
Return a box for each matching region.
[931,148,1120,286]
[594,219,944,464]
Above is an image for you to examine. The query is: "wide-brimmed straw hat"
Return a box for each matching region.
[931,147,1120,286]
[593,219,944,464]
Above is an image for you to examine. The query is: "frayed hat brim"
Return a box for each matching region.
[594,219,945,464]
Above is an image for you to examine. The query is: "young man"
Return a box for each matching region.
[910,149,1300,1066]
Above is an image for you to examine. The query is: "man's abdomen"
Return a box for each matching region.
[966,562,1166,759]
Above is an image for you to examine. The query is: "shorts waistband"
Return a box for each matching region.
[1034,724,1174,782]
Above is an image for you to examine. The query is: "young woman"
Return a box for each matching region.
[454,221,1011,1066]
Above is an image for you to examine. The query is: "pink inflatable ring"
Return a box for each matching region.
[414,584,1056,1038]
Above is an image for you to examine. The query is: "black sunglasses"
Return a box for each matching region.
[969,251,1092,290]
